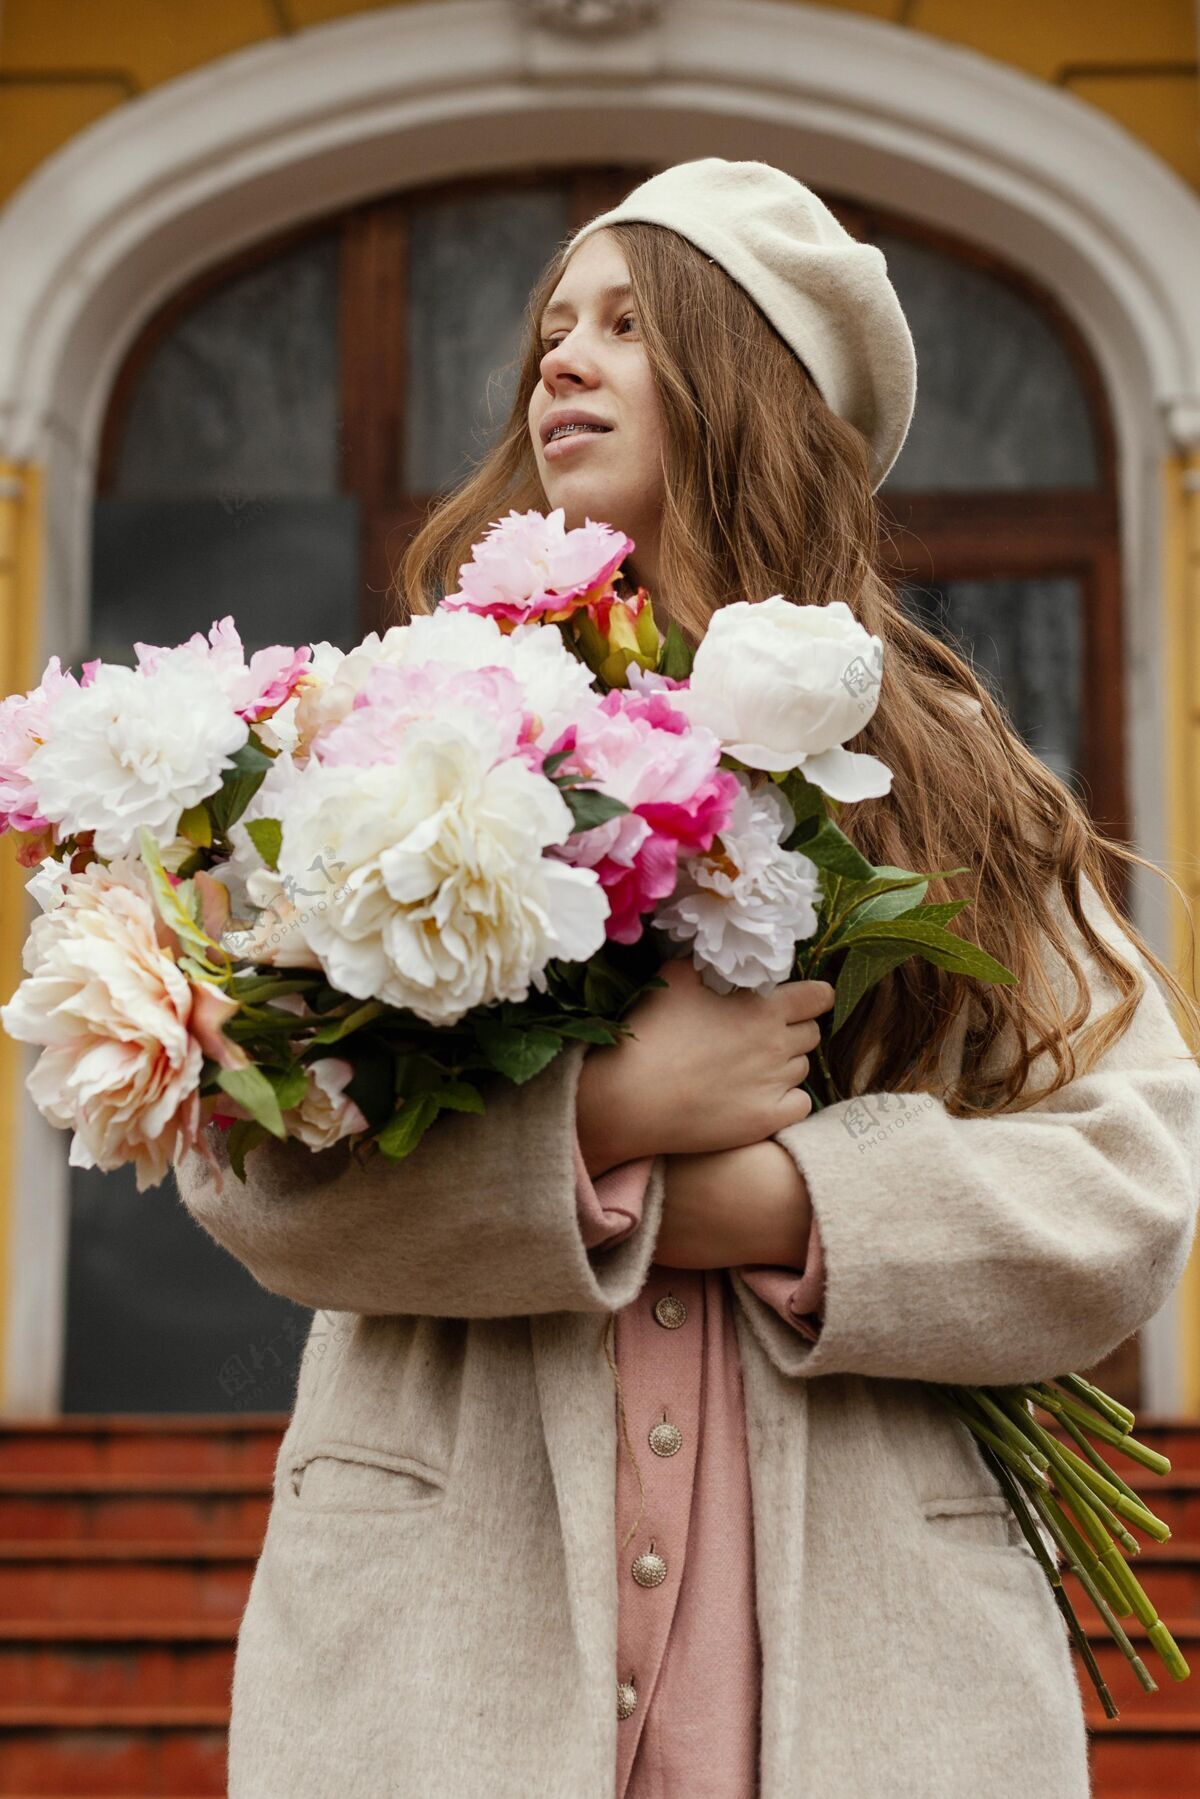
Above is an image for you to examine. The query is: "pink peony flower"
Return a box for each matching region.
[440,506,634,631]
[135,616,310,722]
[0,656,84,837]
[548,687,740,944]
[315,661,536,771]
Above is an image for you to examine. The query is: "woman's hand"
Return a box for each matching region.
[653,1140,814,1270]
[576,958,834,1175]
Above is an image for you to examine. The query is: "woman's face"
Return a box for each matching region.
[528,231,666,590]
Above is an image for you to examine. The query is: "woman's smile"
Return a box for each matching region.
[543,424,614,461]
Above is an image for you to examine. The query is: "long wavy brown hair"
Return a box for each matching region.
[394,219,1200,1115]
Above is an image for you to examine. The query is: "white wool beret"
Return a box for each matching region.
[564,157,917,492]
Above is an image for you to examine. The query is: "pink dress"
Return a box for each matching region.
[572,1136,826,1798]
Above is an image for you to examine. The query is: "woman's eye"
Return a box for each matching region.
[540,313,636,352]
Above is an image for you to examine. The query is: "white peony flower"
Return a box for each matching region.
[286,1057,368,1151]
[25,856,74,914]
[0,856,209,1189]
[671,596,892,801]
[273,720,610,1025]
[654,772,821,994]
[24,660,248,857]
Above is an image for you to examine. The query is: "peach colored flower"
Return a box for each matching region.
[0,857,229,1190]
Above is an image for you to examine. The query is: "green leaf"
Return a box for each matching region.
[659,620,694,681]
[582,959,637,1017]
[376,1092,441,1160]
[226,1118,268,1182]
[472,1019,564,1084]
[216,1063,286,1138]
[208,739,274,836]
[553,1017,621,1044]
[783,816,875,882]
[561,786,631,833]
[267,1064,310,1113]
[245,816,282,872]
[843,916,1017,983]
[830,945,917,1033]
[310,1000,387,1045]
[827,890,966,947]
[778,771,828,828]
[541,748,574,779]
[177,802,213,848]
[433,1081,487,1115]
[229,973,320,1006]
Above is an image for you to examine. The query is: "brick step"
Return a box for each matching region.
[1065,1548,1200,1628]
[1086,1714,1200,1790]
[0,1471,272,1551]
[0,1633,233,1708]
[0,1721,227,1795]
[0,1553,253,1624]
[0,1419,286,1481]
[1124,1473,1200,1538]
[0,1541,262,1562]
[1077,1620,1200,1721]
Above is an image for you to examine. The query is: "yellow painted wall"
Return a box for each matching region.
[0,466,43,1406]
[0,2,1196,205]
[1165,445,1200,1412]
[0,0,1197,1409]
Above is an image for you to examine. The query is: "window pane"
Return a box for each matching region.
[111,233,340,499]
[90,496,361,660]
[899,576,1084,791]
[877,232,1100,492]
[405,185,570,494]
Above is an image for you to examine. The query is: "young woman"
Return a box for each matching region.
[175,160,1200,1798]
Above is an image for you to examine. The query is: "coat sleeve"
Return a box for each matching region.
[172,1039,667,1317]
[731,874,1200,1384]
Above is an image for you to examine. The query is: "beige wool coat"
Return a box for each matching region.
[174,874,1200,1798]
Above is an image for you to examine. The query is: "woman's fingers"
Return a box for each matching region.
[786,1017,823,1053]
[778,978,836,1025]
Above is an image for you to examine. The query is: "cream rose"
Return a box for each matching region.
[286,1058,369,1151]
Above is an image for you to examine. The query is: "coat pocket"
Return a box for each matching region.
[285,1439,448,1516]
[922,1491,1035,1557]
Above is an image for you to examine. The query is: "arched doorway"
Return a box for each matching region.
[1,0,1196,1414]
[65,165,1125,1408]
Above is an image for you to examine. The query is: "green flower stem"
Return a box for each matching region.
[1052,1409,1158,1514]
[942,1393,1050,1485]
[1048,1496,1131,1622]
[1025,1385,1170,1476]
[1032,1491,1160,1696]
[1056,1373,1136,1434]
[1001,1397,1166,1543]
[1007,1413,1144,1564]
[977,1444,1120,1719]
[964,1390,1050,1471]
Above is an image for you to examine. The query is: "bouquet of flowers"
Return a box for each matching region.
[0,506,1184,1709]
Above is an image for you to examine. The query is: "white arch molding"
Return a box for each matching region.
[2,0,1199,1412]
